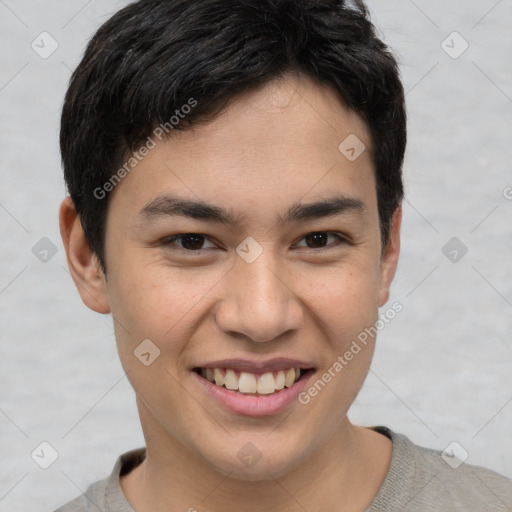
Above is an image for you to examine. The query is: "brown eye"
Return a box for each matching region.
[305,232,329,248]
[164,233,216,251]
[295,232,346,250]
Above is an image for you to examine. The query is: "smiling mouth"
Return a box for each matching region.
[193,367,314,396]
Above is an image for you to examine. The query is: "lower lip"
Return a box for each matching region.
[193,370,315,416]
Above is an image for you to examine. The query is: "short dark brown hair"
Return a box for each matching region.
[60,0,406,272]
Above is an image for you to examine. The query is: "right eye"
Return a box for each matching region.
[161,233,217,252]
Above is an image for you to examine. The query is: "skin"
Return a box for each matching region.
[60,73,401,512]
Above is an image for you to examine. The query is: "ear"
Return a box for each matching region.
[59,197,111,314]
[377,206,402,307]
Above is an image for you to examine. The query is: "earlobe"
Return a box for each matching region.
[59,197,111,314]
[378,206,402,308]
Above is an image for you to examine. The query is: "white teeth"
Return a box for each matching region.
[213,368,225,387]
[224,369,238,390]
[275,370,285,390]
[256,372,276,394]
[285,368,296,388]
[200,367,305,395]
[239,372,257,393]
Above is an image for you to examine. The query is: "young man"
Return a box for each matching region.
[55,0,512,510]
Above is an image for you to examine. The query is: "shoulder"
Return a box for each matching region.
[52,478,108,512]
[368,426,512,512]
[52,447,145,512]
[411,438,512,510]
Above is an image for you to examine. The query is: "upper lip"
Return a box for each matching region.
[193,358,315,374]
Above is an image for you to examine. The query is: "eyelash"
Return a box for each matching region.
[161,232,350,254]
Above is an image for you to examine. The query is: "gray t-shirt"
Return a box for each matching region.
[53,427,512,511]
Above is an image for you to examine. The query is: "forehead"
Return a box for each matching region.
[166,74,370,159]
[107,74,376,227]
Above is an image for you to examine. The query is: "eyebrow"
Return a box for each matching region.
[138,193,366,226]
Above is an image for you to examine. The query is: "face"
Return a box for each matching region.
[64,74,400,481]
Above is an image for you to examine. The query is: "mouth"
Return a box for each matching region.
[193,367,315,396]
[192,360,317,416]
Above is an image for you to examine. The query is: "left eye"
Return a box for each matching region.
[294,232,346,250]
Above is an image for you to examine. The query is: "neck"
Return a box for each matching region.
[120,400,392,512]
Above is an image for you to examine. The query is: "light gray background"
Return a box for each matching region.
[1,1,511,511]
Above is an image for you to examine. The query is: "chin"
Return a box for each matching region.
[199,440,310,482]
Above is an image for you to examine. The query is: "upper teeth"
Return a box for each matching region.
[200,368,302,395]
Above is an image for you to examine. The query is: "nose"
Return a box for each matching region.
[213,249,303,343]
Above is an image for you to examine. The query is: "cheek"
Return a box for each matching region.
[106,266,203,420]
[107,261,228,361]
[299,262,381,335]
[298,269,380,426]
[297,262,381,409]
